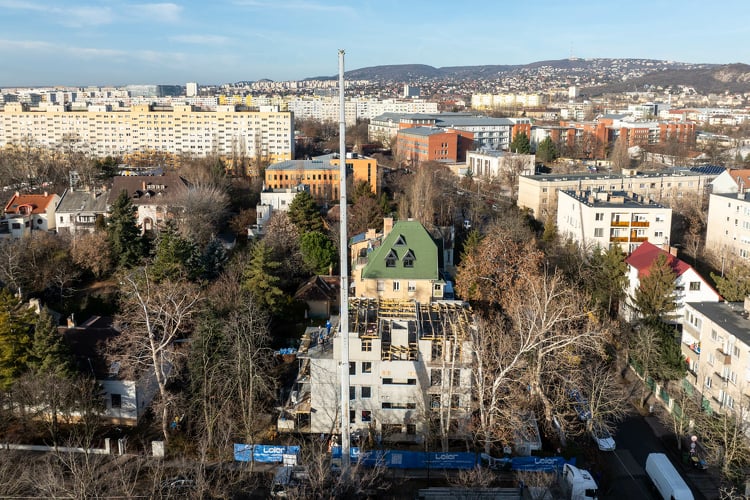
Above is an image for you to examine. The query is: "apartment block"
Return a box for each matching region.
[681,300,750,418]
[556,190,672,253]
[264,153,379,203]
[518,166,720,220]
[466,150,535,179]
[705,191,750,260]
[396,127,474,165]
[0,102,294,166]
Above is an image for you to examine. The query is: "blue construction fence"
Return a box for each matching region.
[234,444,301,463]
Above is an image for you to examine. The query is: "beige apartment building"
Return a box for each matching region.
[682,300,750,417]
[0,102,294,166]
[705,191,750,260]
[556,190,672,253]
[518,167,719,220]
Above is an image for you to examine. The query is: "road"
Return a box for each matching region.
[597,406,717,500]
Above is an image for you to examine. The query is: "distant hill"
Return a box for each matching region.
[586,63,750,95]
[303,59,750,95]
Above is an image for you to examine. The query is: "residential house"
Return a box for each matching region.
[556,190,672,253]
[466,149,535,180]
[55,188,109,234]
[0,191,60,238]
[63,316,159,425]
[353,219,448,303]
[293,275,340,319]
[108,173,189,233]
[623,242,721,323]
[709,168,750,194]
[255,184,310,230]
[681,299,750,419]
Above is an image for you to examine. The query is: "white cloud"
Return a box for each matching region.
[169,34,230,45]
[0,38,186,64]
[232,0,355,14]
[132,3,183,23]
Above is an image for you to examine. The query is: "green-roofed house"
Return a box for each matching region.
[353,219,447,303]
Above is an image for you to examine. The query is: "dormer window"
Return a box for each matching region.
[385,249,398,268]
[403,249,415,268]
[394,235,407,246]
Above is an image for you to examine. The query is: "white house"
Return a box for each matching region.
[255,184,310,229]
[466,149,535,179]
[0,191,60,238]
[709,168,750,194]
[623,242,721,323]
[556,190,672,253]
[63,316,160,425]
[55,188,109,234]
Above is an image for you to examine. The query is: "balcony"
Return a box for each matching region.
[611,221,630,227]
[610,236,628,242]
[630,237,648,243]
[716,349,731,365]
[631,221,650,227]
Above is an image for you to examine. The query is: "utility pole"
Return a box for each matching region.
[338,48,351,475]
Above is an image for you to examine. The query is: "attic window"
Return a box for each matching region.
[394,235,407,246]
[403,249,415,268]
[385,249,398,268]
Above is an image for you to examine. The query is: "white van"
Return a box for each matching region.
[645,453,694,500]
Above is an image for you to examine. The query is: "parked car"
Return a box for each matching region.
[590,422,616,451]
[160,477,196,492]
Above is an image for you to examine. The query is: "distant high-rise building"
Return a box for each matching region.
[403,84,420,98]
[568,86,579,100]
[186,82,198,97]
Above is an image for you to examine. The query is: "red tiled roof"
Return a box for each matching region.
[728,169,750,190]
[625,241,691,278]
[4,193,57,215]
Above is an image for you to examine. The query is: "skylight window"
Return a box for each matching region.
[385,249,398,268]
[394,235,407,246]
[403,249,415,268]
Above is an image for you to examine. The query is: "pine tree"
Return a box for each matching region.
[241,241,285,315]
[711,262,750,302]
[287,190,323,234]
[509,131,531,154]
[150,222,201,282]
[300,231,337,275]
[588,245,628,319]
[29,307,73,377]
[106,190,145,268]
[632,253,678,324]
[536,136,558,164]
[0,288,36,388]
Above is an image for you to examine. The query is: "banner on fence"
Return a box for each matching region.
[233,443,253,462]
[233,444,301,463]
[330,447,477,469]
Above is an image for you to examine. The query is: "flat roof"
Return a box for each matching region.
[686,302,750,347]
[559,190,667,209]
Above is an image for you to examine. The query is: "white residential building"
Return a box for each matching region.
[705,191,750,260]
[466,150,535,179]
[623,242,721,323]
[255,184,310,228]
[681,300,750,419]
[556,190,672,253]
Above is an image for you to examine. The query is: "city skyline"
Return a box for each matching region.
[1,0,749,87]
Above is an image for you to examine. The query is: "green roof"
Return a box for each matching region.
[361,220,438,280]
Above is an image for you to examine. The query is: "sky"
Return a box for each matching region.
[1,0,750,87]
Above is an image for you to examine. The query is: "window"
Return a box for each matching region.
[451,395,461,409]
[361,386,371,398]
[705,376,712,389]
[451,369,461,387]
[431,341,443,361]
[595,212,604,221]
[430,394,441,410]
[594,228,604,237]
[362,339,372,352]
[708,353,715,366]
[350,409,355,423]
[385,249,397,267]
[408,281,417,292]
[349,386,355,400]
[377,280,384,292]
[402,249,415,267]
[349,362,356,375]
[393,281,400,292]
[382,402,416,409]
[382,378,416,385]
[362,362,372,374]
[111,394,122,409]
[431,369,442,386]
[689,282,701,291]
[711,330,717,341]
[361,410,372,422]
[733,345,740,358]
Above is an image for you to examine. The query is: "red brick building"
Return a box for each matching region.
[396,127,474,165]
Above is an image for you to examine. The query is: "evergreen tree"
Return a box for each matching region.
[300,231,337,275]
[201,238,229,281]
[509,131,531,154]
[536,136,558,164]
[106,190,145,268]
[588,245,629,319]
[711,263,750,302]
[29,307,73,377]
[287,190,323,234]
[241,241,285,315]
[0,288,36,388]
[632,253,678,324]
[459,228,483,263]
[150,222,201,282]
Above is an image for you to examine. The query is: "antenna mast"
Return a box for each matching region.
[337,48,351,474]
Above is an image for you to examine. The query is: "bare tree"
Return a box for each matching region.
[170,183,230,248]
[115,268,203,445]
[609,134,631,173]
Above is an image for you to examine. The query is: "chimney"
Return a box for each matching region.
[142,181,147,191]
[383,217,394,237]
[67,314,76,328]
[744,296,750,313]
[43,191,48,197]
[669,246,678,257]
